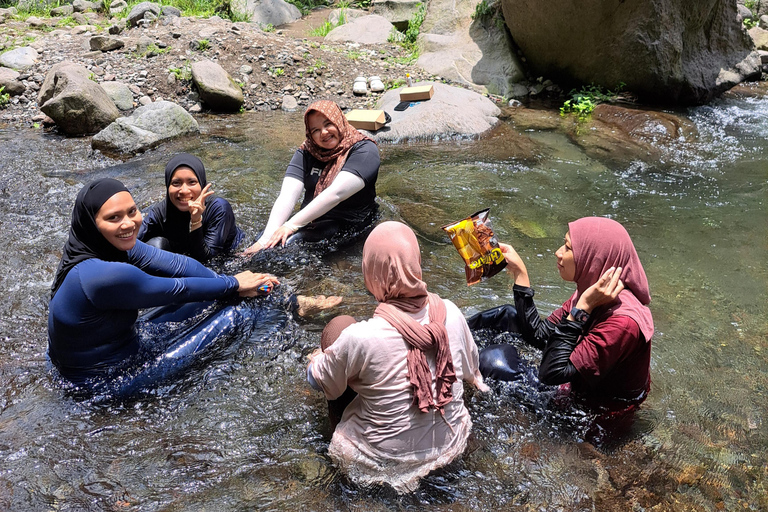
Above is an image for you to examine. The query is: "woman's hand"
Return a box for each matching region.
[263,224,297,249]
[188,183,214,227]
[240,241,263,257]
[234,271,280,297]
[576,266,624,313]
[498,242,530,287]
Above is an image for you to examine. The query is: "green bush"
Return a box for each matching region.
[560,83,625,119]
[0,86,10,108]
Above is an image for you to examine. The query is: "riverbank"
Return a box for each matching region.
[0,6,438,129]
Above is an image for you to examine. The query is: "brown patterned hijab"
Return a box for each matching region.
[299,100,375,197]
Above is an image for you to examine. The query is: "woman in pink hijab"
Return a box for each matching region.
[468,217,654,410]
[307,221,488,493]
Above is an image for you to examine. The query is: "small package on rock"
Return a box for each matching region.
[345,109,387,131]
[443,208,507,285]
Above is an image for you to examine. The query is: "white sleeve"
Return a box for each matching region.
[283,171,365,230]
[256,176,304,245]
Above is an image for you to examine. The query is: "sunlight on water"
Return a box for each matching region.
[0,94,766,510]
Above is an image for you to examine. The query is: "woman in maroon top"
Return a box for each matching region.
[468,217,654,410]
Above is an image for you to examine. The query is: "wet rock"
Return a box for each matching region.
[89,35,125,52]
[238,0,302,27]
[92,100,199,154]
[191,59,244,112]
[325,15,396,45]
[51,4,74,16]
[0,68,25,96]
[37,61,120,135]
[100,81,134,110]
[372,82,500,142]
[0,47,39,71]
[128,1,161,27]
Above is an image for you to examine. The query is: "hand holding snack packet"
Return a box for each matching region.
[443,208,507,285]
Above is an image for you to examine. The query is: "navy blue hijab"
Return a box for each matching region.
[51,178,131,298]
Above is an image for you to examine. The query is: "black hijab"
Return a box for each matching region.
[157,153,208,231]
[51,178,131,298]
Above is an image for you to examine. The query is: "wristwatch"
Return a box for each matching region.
[570,307,590,323]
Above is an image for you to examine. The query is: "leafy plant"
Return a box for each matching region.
[403,2,426,46]
[385,77,405,90]
[261,23,275,32]
[560,83,626,119]
[168,60,192,81]
[345,49,364,60]
[0,86,10,108]
[56,15,77,27]
[269,66,284,77]
[284,0,331,16]
[308,8,346,37]
[744,18,758,29]
[472,0,493,20]
[197,39,210,51]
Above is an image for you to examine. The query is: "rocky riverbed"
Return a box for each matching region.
[0,4,441,129]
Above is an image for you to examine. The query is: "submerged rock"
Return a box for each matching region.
[371,82,500,142]
[92,100,199,154]
[37,61,120,135]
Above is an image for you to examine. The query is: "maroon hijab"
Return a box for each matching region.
[299,100,375,197]
[363,221,457,413]
[565,217,654,342]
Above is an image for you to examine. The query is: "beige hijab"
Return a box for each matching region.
[362,221,457,413]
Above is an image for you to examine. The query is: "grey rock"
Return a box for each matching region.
[92,100,199,154]
[161,5,181,17]
[738,4,753,22]
[73,0,96,12]
[109,0,127,15]
[191,59,244,112]
[760,14,768,29]
[503,0,761,104]
[325,15,397,44]
[136,35,154,54]
[100,81,134,110]
[37,61,120,135]
[26,16,46,27]
[50,5,74,15]
[138,95,152,105]
[328,7,367,26]
[128,1,161,27]
[239,64,253,75]
[89,35,125,51]
[281,94,298,111]
[749,26,768,50]
[72,12,88,24]
[189,103,202,113]
[0,67,25,96]
[371,0,421,30]
[371,82,499,142]
[231,0,301,28]
[417,0,524,98]
[0,47,39,71]
[108,24,123,35]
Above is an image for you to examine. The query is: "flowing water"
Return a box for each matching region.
[0,95,766,511]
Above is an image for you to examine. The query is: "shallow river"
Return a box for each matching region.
[0,94,766,511]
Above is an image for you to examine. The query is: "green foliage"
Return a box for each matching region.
[56,15,77,27]
[745,0,757,10]
[168,59,192,81]
[307,58,326,73]
[472,0,493,20]
[88,72,96,81]
[0,86,9,108]
[134,43,172,58]
[560,83,626,119]
[385,77,405,90]
[308,7,346,37]
[197,39,210,51]
[285,0,331,16]
[345,48,364,60]
[403,2,426,45]
[269,66,284,76]
[261,23,275,32]
[744,18,758,29]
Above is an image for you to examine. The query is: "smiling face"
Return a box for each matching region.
[167,167,202,212]
[95,191,143,252]
[555,231,576,282]
[307,111,341,150]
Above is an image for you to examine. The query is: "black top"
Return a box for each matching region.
[285,140,379,224]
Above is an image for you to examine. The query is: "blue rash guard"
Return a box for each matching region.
[47,241,239,384]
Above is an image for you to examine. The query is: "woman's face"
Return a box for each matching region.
[168,167,202,212]
[95,191,143,251]
[555,231,576,282]
[307,111,340,150]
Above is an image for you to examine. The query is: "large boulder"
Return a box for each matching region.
[191,59,244,112]
[418,0,524,97]
[99,81,134,110]
[502,0,762,105]
[37,61,120,135]
[371,82,500,142]
[92,100,199,154]
[325,15,397,44]
[0,67,25,96]
[0,46,39,71]
[231,0,301,27]
[127,1,161,27]
[371,0,421,31]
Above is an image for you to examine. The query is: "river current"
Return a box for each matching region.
[0,94,766,510]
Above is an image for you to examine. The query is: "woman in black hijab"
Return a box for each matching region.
[138,153,244,262]
[48,178,277,389]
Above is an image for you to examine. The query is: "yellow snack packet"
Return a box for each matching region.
[443,208,507,285]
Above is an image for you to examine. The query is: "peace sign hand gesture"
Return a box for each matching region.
[188,183,214,228]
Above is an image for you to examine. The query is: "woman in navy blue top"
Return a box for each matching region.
[138,153,245,262]
[48,178,277,387]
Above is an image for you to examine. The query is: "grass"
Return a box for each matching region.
[385,2,425,65]
[308,7,347,37]
[133,43,172,58]
[269,66,284,77]
[197,39,210,51]
[168,59,192,81]
[0,86,10,108]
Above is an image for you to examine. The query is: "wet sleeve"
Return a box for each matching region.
[537,318,582,385]
[137,204,162,242]
[128,240,218,279]
[513,284,556,350]
[188,198,239,262]
[79,259,239,310]
[285,171,365,229]
[256,176,305,245]
[311,331,357,400]
[569,315,641,387]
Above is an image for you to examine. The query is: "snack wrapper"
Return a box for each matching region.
[443,208,507,285]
